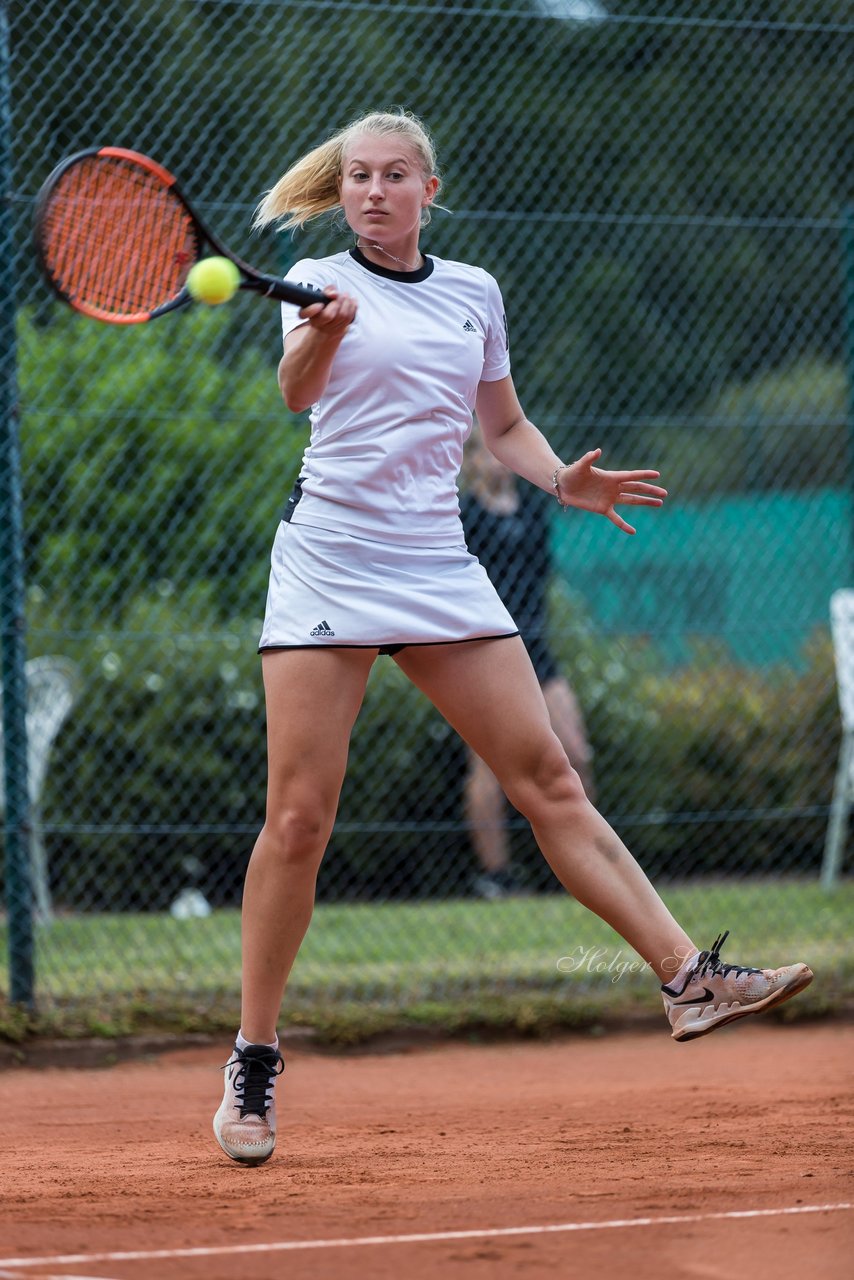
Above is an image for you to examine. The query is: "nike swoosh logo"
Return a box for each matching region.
[671,987,715,1006]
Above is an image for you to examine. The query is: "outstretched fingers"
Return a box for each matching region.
[617,490,666,506]
[613,474,667,493]
[614,475,667,508]
[560,451,668,532]
[610,473,667,533]
[608,508,638,535]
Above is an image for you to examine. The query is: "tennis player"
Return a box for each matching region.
[213,110,813,1166]
[460,428,595,898]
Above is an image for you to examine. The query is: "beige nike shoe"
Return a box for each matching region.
[662,931,813,1043]
[213,1044,284,1165]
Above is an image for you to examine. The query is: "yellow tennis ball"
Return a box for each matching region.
[187,256,241,305]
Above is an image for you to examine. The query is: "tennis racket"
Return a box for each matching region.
[33,146,329,324]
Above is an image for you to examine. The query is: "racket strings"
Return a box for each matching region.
[40,156,198,320]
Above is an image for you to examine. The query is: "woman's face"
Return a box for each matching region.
[339,134,438,248]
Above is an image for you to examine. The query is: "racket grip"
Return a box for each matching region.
[247,276,330,307]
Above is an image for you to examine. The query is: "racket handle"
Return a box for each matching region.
[244,275,330,307]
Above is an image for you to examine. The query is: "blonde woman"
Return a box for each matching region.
[213,110,813,1166]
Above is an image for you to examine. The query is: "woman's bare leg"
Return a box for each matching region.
[240,647,377,1043]
[466,672,596,877]
[395,637,695,981]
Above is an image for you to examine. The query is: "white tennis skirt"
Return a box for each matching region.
[258,520,519,652]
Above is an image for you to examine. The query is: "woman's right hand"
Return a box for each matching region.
[280,288,358,411]
[299,287,357,338]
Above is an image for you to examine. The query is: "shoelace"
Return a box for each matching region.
[223,1049,284,1118]
[694,930,762,981]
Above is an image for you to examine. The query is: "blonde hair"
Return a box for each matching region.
[253,110,441,232]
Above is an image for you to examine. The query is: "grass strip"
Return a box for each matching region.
[1,879,850,1043]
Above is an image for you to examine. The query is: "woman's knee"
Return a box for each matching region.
[503,737,586,819]
[261,800,335,868]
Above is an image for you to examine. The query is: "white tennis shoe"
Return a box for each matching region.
[213,1043,284,1165]
[662,931,813,1042]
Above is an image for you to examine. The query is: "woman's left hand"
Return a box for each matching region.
[556,449,667,535]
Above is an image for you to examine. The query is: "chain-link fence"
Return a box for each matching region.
[2,0,852,1036]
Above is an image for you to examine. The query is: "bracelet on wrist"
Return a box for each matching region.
[552,465,568,510]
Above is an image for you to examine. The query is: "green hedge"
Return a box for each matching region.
[28,598,839,909]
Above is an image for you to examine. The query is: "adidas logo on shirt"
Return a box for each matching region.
[310,620,335,636]
[462,319,477,332]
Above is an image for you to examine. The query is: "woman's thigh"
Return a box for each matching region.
[394,637,571,793]
[262,647,377,818]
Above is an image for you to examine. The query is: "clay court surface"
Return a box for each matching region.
[0,1021,851,1280]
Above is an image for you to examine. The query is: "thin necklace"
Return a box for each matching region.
[356,239,423,272]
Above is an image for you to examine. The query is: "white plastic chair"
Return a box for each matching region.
[821,590,854,890]
[0,656,79,922]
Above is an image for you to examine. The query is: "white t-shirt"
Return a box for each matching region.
[279,248,511,547]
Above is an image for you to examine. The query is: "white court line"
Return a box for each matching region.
[0,1203,850,1269]
[0,1273,122,1280]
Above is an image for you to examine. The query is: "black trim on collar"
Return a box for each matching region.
[349,246,434,283]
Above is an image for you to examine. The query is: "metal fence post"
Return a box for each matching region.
[0,0,34,1008]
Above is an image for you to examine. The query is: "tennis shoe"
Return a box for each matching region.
[662,930,813,1042]
[213,1043,284,1165]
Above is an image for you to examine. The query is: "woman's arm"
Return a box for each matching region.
[475,375,667,535]
[474,376,562,488]
[278,288,358,413]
